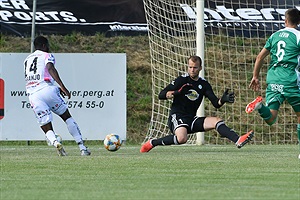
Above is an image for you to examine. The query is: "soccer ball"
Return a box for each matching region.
[46,134,63,146]
[103,134,122,151]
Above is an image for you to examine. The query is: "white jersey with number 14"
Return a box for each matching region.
[24,50,56,95]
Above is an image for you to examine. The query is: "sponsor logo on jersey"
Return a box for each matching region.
[48,54,55,62]
[186,89,198,101]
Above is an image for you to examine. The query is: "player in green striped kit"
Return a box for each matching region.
[246,8,300,159]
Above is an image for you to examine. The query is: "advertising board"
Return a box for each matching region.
[0,53,126,141]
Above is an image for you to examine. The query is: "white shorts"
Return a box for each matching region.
[29,85,68,126]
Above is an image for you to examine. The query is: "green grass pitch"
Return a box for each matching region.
[1,144,299,200]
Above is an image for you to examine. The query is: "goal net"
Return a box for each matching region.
[143,0,299,145]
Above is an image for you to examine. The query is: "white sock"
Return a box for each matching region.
[65,117,86,150]
[45,130,57,146]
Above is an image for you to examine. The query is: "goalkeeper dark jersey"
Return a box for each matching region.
[159,73,221,117]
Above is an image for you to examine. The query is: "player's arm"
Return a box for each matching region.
[205,90,222,108]
[159,78,179,100]
[205,82,234,108]
[46,62,71,99]
[158,79,193,100]
[249,47,269,92]
[158,86,175,100]
[159,90,175,99]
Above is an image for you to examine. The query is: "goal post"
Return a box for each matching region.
[196,0,205,145]
[143,0,299,145]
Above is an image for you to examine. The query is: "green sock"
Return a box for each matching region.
[297,124,300,151]
[258,104,272,120]
[297,124,300,156]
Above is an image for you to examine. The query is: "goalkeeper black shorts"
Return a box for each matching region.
[168,113,206,134]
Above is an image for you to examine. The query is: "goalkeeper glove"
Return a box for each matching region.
[173,83,193,96]
[220,89,235,104]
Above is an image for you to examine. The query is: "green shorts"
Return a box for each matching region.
[266,83,300,112]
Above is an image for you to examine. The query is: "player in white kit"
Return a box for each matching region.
[24,36,91,156]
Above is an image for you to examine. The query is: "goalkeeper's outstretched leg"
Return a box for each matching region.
[140,116,254,153]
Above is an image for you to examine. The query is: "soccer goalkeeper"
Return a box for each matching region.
[140,55,254,153]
